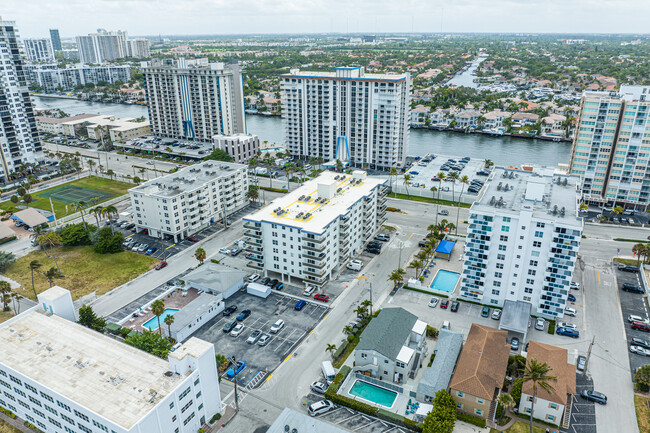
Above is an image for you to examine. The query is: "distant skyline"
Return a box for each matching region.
[5,0,650,38]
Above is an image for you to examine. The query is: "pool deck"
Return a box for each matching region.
[121,287,200,333]
[407,239,465,297]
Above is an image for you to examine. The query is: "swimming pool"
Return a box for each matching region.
[259,147,285,153]
[349,380,398,408]
[142,308,179,331]
[430,270,461,293]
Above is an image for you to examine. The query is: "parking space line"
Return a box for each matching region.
[166,244,175,249]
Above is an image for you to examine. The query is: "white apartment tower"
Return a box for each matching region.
[569,85,650,208]
[126,38,151,58]
[281,67,411,169]
[461,168,583,318]
[243,171,388,287]
[143,58,246,142]
[75,30,128,64]
[212,134,259,164]
[0,18,43,182]
[129,161,249,242]
[22,38,55,63]
[0,287,222,433]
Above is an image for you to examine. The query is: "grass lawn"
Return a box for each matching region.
[614,258,643,266]
[3,246,157,300]
[0,311,14,325]
[490,421,547,433]
[0,176,132,218]
[391,192,472,208]
[635,395,650,433]
[0,419,21,433]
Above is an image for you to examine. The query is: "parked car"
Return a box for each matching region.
[577,355,586,372]
[492,309,502,320]
[535,318,546,331]
[247,330,262,344]
[236,309,251,321]
[219,248,231,255]
[347,260,364,271]
[137,243,150,253]
[374,234,390,242]
[570,282,580,290]
[308,400,335,417]
[480,307,490,318]
[270,319,285,333]
[223,305,238,316]
[428,297,439,308]
[632,321,650,332]
[567,294,576,302]
[631,338,650,350]
[628,315,649,324]
[155,261,168,270]
[581,390,607,405]
[247,274,261,283]
[310,381,329,394]
[230,323,245,337]
[564,307,577,317]
[440,299,449,309]
[418,239,430,247]
[556,327,580,338]
[223,320,237,333]
[438,210,449,216]
[630,345,650,356]
[186,236,198,242]
[259,277,271,286]
[230,248,242,256]
[226,360,246,378]
[558,322,577,330]
[303,286,317,296]
[619,264,640,273]
[269,279,279,289]
[365,247,381,255]
[258,334,271,346]
[145,247,157,255]
[623,283,645,294]
[295,300,307,310]
[314,294,330,302]
[451,301,460,312]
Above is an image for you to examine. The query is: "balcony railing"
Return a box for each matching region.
[245,229,262,238]
[247,261,263,269]
[303,267,326,277]
[303,260,326,269]
[302,235,326,243]
[303,242,326,252]
[244,222,261,230]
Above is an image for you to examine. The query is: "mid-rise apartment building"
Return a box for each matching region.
[22,38,54,63]
[25,64,130,92]
[212,134,259,163]
[569,85,650,208]
[143,58,246,142]
[126,38,150,58]
[0,286,221,433]
[49,29,61,51]
[243,171,388,287]
[461,168,583,318]
[129,161,249,242]
[0,18,43,182]
[75,30,128,63]
[281,66,410,169]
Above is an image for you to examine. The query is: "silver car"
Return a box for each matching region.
[246,330,262,344]
[258,334,271,346]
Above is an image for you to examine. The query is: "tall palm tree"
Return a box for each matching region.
[151,299,165,336]
[38,232,63,272]
[43,267,64,288]
[72,201,88,230]
[335,159,344,172]
[408,259,424,279]
[455,175,470,235]
[92,206,103,227]
[0,281,11,312]
[284,163,297,191]
[435,172,446,224]
[388,268,406,290]
[343,325,354,335]
[29,260,42,299]
[447,171,460,203]
[10,293,23,316]
[521,358,557,433]
[402,174,412,197]
[164,314,175,341]
[389,167,398,192]
[102,205,118,233]
[325,343,337,358]
[633,243,646,267]
[194,247,207,264]
[88,159,96,173]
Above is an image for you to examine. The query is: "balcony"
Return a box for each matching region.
[302,235,326,243]
[244,222,261,230]
[245,229,262,239]
[304,251,326,261]
[303,242,326,252]
[247,237,262,246]
[304,267,327,277]
[247,261,263,270]
[245,244,263,254]
[303,260,326,269]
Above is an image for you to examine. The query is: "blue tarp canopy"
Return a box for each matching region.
[435,240,456,255]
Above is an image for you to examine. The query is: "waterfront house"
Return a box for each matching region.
[482,110,512,129]
[511,112,540,127]
[541,113,567,136]
[410,105,430,125]
[455,110,481,128]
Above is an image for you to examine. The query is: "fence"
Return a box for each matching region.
[354,372,404,394]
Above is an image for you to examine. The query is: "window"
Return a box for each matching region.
[179,387,192,400]
[534,231,543,238]
[497,254,505,260]
[57,401,71,412]
[475,409,483,415]
[501,226,510,232]
[549,403,558,409]
[495,272,502,278]
[498,245,507,251]
[547,414,555,421]
[477,398,484,404]
[529,260,538,267]
[181,400,194,413]
[183,412,196,426]
[533,241,542,248]
[503,217,511,222]
[44,404,57,415]
[74,409,89,422]
[457,391,464,397]
[61,414,75,425]
[496,263,504,269]
[9,375,21,386]
[456,403,462,409]
[528,270,537,276]
[28,395,41,407]
[499,235,508,241]
[536,222,545,228]
[492,289,500,295]
[24,384,37,394]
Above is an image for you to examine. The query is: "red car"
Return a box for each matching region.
[155,261,168,270]
[186,236,198,242]
[440,299,449,309]
[431,177,441,182]
[314,294,330,302]
[632,321,650,332]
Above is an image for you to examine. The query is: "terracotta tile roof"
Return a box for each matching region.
[449,324,509,400]
[522,341,576,405]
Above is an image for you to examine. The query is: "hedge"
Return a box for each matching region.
[260,186,288,193]
[403,286,450,298]
[332,340,349,360]
[0,236,16,245]
[547,321,556,335]
[0,406,16,418]
[376,409,423,432]
[456,412,486,428]
[326,365,351,395]
[386,206,401,212]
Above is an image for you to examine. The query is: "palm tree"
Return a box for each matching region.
[10,293,23,316]
[579,202,588,213]
[408,259,424,279]
[88,159,96,173]
[521,358,557,433]
[484,159,494,169]
[194,247,207,264]
[151,299,165,336]
[633,243,646,267]
[435,172,446,224]
[455,175,470,235]
[106,169,115,181]
[497,392,515,424]
[325,343,337,358]
[402,174,412,197]
[92,206,103,227]
[43,267,64,287]
[0,281,11,312]
[29,260,42,299]
[102,205,118,233]
[612,206,624,217]
[388,268,406,290]
[72,201,88,230]
[335,159,344,172]
[246,186,259,205]
[343,325,354,335]
[164,314,175,341]
[284,162,297,191]
[354,305,368,319]
[447,170,460,203]
[215,354,229,373]
[389,167,398,192]
[38,232,63,272]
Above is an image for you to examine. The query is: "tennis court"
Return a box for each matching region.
[37,185,115,205]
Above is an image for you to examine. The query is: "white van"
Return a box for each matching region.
[321,361,335,384]
[442,321,450,330]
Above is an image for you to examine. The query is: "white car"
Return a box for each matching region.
[219,248,231,254]
[535,318,546,331]
[230,323,245,337]
[558,322,577,330]
[303,286,317,296]
[247,274,261,283]
[310,381,328,394]
[308,400,335,417]
[570,282,580,290]
[628,315,649,324]
[630,345,650,356]
[270,319,285,333]
[428,297,439,308]
[258,334,271,346]
[564,308,577,317]
[246,330,262,344]
[346,260,363,271]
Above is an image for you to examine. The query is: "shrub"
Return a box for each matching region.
[426,325,439,339]
[547,320,556,335]
[210,259,220,264]
[386,206,401,212]
[209,413,222,424]
[0,406,16,418]
[59,222,95,245]
[94,227,124,254]
[510,379,523,404]
[495,403,504,421]
[332,340,349,360]
[428,353,436,367]
[456,412,486,428]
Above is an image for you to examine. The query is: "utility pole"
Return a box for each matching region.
[584,335,595,374]
[368,282,373,316]
[229,356,240,412]
[397,240,404,268]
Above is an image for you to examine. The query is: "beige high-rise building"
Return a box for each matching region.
[569,85,650,208]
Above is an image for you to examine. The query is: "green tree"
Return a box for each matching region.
[0,251,16,272]
[194,247,207,264]
[521,358,557,433]
[388,268,406,289]
[246,185,259,204]
[408,259,424,279]
[94,227,123,253]
[38,232,63,272]
[204,148,234,162]
[77,304,107,332]
[164,314,175,341]
[125,330,172,359]
[422,389,456,433]
[0,281,11,312]
[325,343,337,358]
[497,392,515,424]
[335,159,343,172]
[151,299,165,336]
[28,260,42,299]
[633,243,646,267]
[215,354,229,373]
[612,206,624,217]
[60,222,95,246]
[635,365,650,392]
[455,175,469,234]
[402,173,412,197]
[43,267,64,287]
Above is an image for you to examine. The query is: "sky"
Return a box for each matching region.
[5,0,650,38]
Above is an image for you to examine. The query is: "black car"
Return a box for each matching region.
[451,301,460,312]
[223,320,237,333]
[632,337,650,350]
[623,283,645,294]
[236,309,252,321]
[260,277,271,286]
[269,279,279,289]
[365,247,381,254]
[568,294,576,302]
[223,305,238,316]
[367,241,382,248]
[581,390,607,405]
[619,264,640,273]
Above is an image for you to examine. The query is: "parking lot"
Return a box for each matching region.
[192,291,328,388]
[561,374,597,433]
[403,153,488,198]
[614,266,650,379]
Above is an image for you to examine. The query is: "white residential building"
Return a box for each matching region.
[25,63,131,93]
[129,161,249,242]
[243,171,388,287]
[0,286,222,433]
[0,18,43,182]
[461,168,583,318]
[281,67,411,169]
[75,30,128,64]
[143,58,246,142]
[212,134,259,164]
[22,38,54,63]
[126,38,151,58]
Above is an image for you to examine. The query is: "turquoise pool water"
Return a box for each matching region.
[430,270,460,293]
[349,380,398,408]
[142,308,179,331]
[260,147,285,153]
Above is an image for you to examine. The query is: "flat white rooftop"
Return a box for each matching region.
[244,171,386,234]
[281,70,407,81]
[0,310,187,430]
